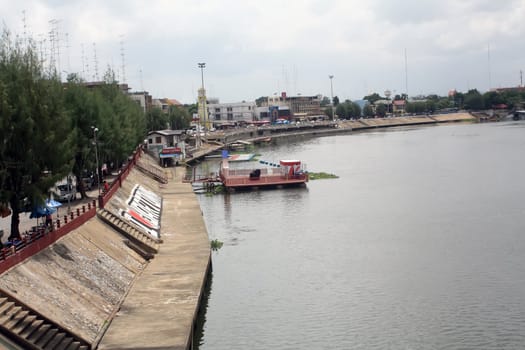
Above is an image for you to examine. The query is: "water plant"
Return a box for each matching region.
[307,172,339,180]
[210,239,224,251]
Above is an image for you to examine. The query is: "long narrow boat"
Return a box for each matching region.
[219,158,308,190]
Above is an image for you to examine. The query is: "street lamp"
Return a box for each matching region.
[91,126,101,195]
[329,75,335,121]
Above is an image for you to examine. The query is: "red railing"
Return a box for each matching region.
[0,146,144,274]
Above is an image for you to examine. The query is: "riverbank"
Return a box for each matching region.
[183,113,476,164]
[0,154,211,350]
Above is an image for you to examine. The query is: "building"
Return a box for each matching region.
[146,129,187,166]
[207,100,257,127]
[285,94,322,117]
[393,99,406,115]
[152,98,183,113]
[129,91,153,113]
[261,92,322,120]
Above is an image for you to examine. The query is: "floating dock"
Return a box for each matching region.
[219,159,308,190]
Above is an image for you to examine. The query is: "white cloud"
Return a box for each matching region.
[1,0,524,102]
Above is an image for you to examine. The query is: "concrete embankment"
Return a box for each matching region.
[209,113,476,147]
[98,164,211,349]
[0,153,211,349]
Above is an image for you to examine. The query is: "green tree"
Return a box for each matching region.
[320,96,330,107]
[146,107,169,131]
[376,103,387,117]
[463,89,484,110]
[0,32,74,239]
[363,104,374,118]
[333,96,340,106]
[168,105,191,130]
[363,93,383,104]
[335,104,347,119]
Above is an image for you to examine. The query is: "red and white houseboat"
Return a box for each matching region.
[219,158,308,190]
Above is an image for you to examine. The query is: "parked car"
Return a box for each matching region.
[54,184,77,202]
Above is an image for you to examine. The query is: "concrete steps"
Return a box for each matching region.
[134,162,168,184]
[97,208,161,260]
[0,291,91,350]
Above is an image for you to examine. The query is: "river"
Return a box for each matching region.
[195,121,525,350]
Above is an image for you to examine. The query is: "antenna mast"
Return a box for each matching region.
[120,36,127,83]
[93,42,99,81]
[404,48,409,97]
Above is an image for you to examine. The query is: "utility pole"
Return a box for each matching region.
[329,75,335,121]
[91,126,101,195]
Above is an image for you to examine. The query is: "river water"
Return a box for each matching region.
[195,121,525,350]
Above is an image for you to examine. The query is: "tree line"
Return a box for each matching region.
[322,88,525,119]
[0,30,148,240]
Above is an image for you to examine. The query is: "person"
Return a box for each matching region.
[103,180,109,193]
[45,213,53,229]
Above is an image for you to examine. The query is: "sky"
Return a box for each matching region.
[1,0,524,104]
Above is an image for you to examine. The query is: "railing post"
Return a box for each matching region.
[98,194,104,209]
[64,215,68,224]
[82,205,86,213]
[70,212,74,220]
[76,208,80,217]
[56,219,60,229]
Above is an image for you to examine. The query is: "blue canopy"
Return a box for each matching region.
[45,198,62,208]
[30,205,56,219]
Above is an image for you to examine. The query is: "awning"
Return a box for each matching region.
[30,205,56,219]
[159,153,180,158]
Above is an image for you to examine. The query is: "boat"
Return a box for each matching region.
[253,136,272,144]
[219,158,308,190]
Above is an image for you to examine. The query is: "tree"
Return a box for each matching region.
[333,96,340,106]
[0,31,74,239]
[63,75,102,199]
[463,89,484,110]
[376,103,387,117]
[335,104,347,119]
[363,93,383,104]
[168,105,191,130]
[320,96,331,107]
[363,104,374,118]
[146,107,169,131]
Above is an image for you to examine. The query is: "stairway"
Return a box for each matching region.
[0,290,91,350]
[134,163,168,184]
[97,209,161,260]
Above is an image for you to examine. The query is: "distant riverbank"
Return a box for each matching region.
[185,113,476,164]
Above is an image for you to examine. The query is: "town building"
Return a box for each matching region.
[152,98,183,113]
[393,99,406,115]
[129,91,153,113]
[207,100,257,127]
[146,129,187,166]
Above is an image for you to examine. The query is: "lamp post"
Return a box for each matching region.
[91,126,101,195]
[329,75,335,121]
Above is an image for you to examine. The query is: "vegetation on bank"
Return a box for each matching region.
[210,239,224,251]
[307,172,339,180]
[319,89,525,120]
[0,30,147,239]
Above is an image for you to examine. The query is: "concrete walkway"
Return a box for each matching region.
[98,167,211,349]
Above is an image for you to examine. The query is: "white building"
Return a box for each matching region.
[207,100,256,127]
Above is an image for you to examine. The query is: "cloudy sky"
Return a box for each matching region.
[1,0,524,103]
